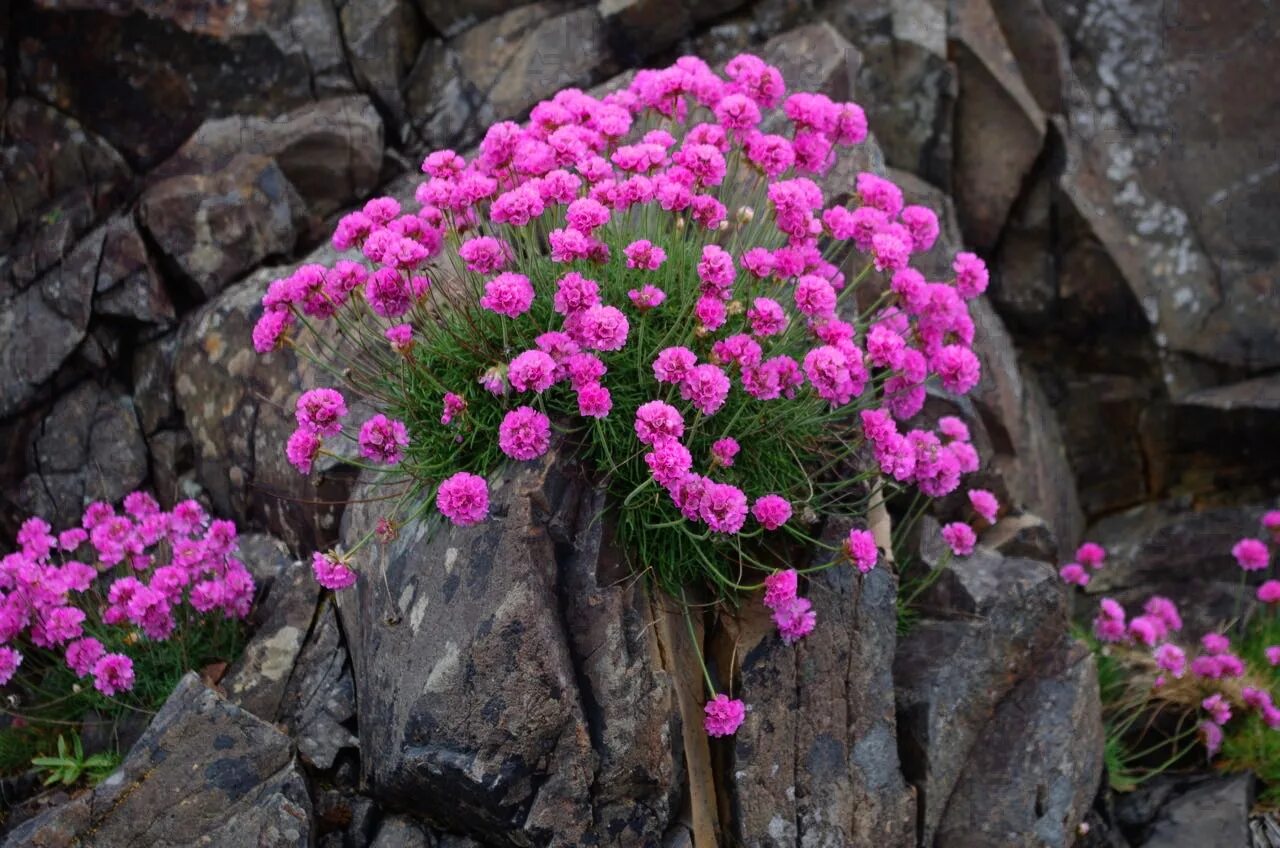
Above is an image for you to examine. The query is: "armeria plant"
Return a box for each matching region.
[1065,511,1280,798]
[255,53,995,737]
[0,493,253,772]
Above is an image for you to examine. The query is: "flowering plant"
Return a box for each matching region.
[0,493,253,770]
[1070,511,1280,798]
[256,53,993,736]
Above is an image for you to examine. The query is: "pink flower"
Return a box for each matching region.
[93,653,135,696]
[566,198,610,233]
[1202,694,1232,726]
[653,347,697,384]
[941,522,976,557]
[1094,598,1127,642]
[1128,615,1164,647]
[0,647,22,686]
[1233,538,1269,571]
[967,489,999,524]
[635,401,684,445]
[794,275,836,317]
[773,596,816,644]
[1260,580,1280,604]
[1243,687,1273,712]
[480,272,535,318]
[697,245,735,296]
[752,495,792,531]
[554,272,601,315]
[699,482,749,534]
[509,350,559,393]
[747,297,787,337]
[695,296,727,331]
[1200,720,1223,757]
[1267,646,1280,666]
[1264,510,1280,538]
[286,429,322,475]
[457,236,511,274]
[711,438,740,467]
[1059,563,1089,586]
[386,324,413,354]
[365,268,413,318]
[1154,643,1186,678]
[763,569,798,609]
[295,388,348,437]
[577,305,630,351]
[567,353,607,389]
[932,344,981,394]
[681,364,731,415]
[499,407,552,461]
[358,415,409,465]
[441,392,466,425]
[624,239,667,270]
[1076,542,1106,569]
[577,384,612,419]
[628,285,667,309]
[846,529,878,573]
[953,252,989,299]
[1143,596,1183,632]
[312,551,358,590]
[436,472,489,526]
[900,206,939,252]
[1202,633,1231,655]
[645,440,693,487]
[703,693,746,737]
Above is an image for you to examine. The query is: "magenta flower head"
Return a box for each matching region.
[1059,563,1089,587]
[296,388,348,437]
[312,551,358,590]
[699,483,749,535]
[711,437,740,467]
[1200,720,1223,757]
[480,272,535,318]
[286,428,323,475]
[967,489,999,524]
[0,647,23,686]
[441,392,466,425]
[846,529,878,574]
[498,407,552,461]
[1202,693,1232,726]
[941,522,976,557]
[752,495,792,531]
[952,252,989,299]
[1154,643,1186,678]
[634,401,684,446]
[1076,542,1106,569]
[653,347,698,384]
[1267,646,1280,667]
[1093,598,1127,643]
[1233,538,1270,571]
[65,637,105,677]
[1202,632,1231,655]
[436,472,489,527]
[578,305,630,352]
[577,383,613,419]
[93,653,135,696]
[359,415,410,465]
[773,596,816,644]
[1264,510,1280,538]
[703,693,746,737]
[1143,596,1183,632]
[1258,580,1280,605]
[763,569,798,609]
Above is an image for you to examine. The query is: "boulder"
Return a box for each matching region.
[1139,774,1254,848]
[895,542,1069,845]
[16,380,148,529]
[337,453,682,847]
[19,0,351,169]
[1,673,312,847]
[278,602,359,771]
[139,153,308,300]
[339,0,423,134]
[148,96,385,223]
[92,212,174,325]
[936,640,1104,847]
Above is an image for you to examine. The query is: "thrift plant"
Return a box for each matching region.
[256,53,994,737]
[0,494,253,772]
[1068,510,1280,800]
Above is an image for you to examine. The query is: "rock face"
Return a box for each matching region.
[338,454,682,847]
[1,673,313,847]
[1139,774,1255,848]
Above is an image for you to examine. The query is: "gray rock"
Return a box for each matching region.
[223,557,322,723]
[21,0,351,169]
[600,0,695,61]
[278,602,358,771]
[983,513,1058,562]
[1,673,312,847]
[237,532,297,589]
[936,640,1104,847]
[17,381,148,529]
[337,453,680,847]
[139,153,307,300]
[146,428,195,509]
[132,332,180,437]
[371,816,433,847]
[149,96,385,223]
[338,1,422,134]
[92,212,174,325]
[896,544,1068,845]
[720,521,916,847]
[1140,774,1254,848]
[412,0,536,38]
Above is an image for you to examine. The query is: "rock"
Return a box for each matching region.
[172,260,360,552]
[1139,774,1254,848]
[371,816,433,848]
[986,0,1069,116]
[132,332,180,436]
[1182,374,1280,412]
[92,212,174,325]
[1,673,312,847]
[896,543,1068,845]
[412,0,535,38]
[935,640,1104,847]
[0,97,133,293]
[16,380,148,529]
[405,4,616,151]
[718,521,916,847]
[146,428,195,508]
[149,96,385,223]
[278,602,358,771]
[339,0,423,133]
[1081,500,1279,636]
[983,512,1058,561]
[20,0,351,169]
[337,452,681,847]
[822,0,956,186]
[223,557,322,723]
[139,153,307,300]
[949,0,1048,250]
[1048,0,1280,372]
[237,532,297,590]
[600,0,695,61]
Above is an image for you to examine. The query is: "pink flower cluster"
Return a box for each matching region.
[761,569,816,644]
[2,494,254,697]
[1058,541,1107,587]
